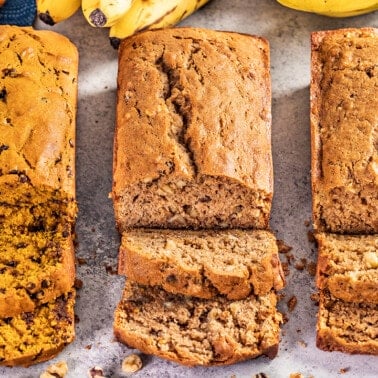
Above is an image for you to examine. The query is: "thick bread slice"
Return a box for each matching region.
[317,289,378,355]
[114,281,282,366]
[118,229,284,300]
[0,290,76,367]
[316,233,378,304]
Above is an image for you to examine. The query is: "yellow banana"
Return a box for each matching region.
[276,0,378,17]
[37,0,81,25]
[82,0,133,27]
[109,0,210,48]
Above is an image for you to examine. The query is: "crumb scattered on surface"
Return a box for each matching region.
[121,354,143,374]
[85,344,92,350]
[282,262,290,276]
[281,312,289,324]
[287,296,297,312]
[254,373,269,378]
[307,261,317,276]
[104,264,118,275]
[295,258,307,271]
[40,361,68,378]
[277,240,293,254]
[339,367,350,374]
[88,367,105,378]
[77,257,88,265]
[74,278,83,289]
[307,230,316,244]
[297,339,307,348]
[310,292,320,304]
[285,253,295,265]
[304,220,310,227]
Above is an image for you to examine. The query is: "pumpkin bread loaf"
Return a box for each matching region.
[0,26,78,318]
[316,233,378,304]
[317,289,378,355]
[114,281,282,366]
[113,28,273,231]
[0,290,76,367]
[118,229,284,300]
[311,28,378,234]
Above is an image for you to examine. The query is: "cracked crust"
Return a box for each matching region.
[113,28,272,230]
[311,28,378,233]
[118,229,285,300]
[114,282,282,366]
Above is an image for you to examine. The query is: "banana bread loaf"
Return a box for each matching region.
[311,28,378,233]
[114,281,282,366]
[316,233,378,304]
[317,289,378,355]
[118,229,284,300]
[0,26,78,317]
[0,290,76,367]
[112,28,273,231]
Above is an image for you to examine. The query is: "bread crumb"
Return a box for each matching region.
[40,361,68,378]
[307,230,316,244]
[254,373,269,378]
[304,220,310,227]
[287,296,297,312]
[88,367,106,377]
[122,354,143,374]
[310,292,320,305]
[74,278,83,289]
[281,312,289,324]
[295,258,307,271]
[282,262,290,276]
[277,240,293,254]
[339,367,350,374]
[289,374,303,378]
[77,257,87,265]
[307,261,317,276]
[85,344,92,350]
[297,339,307,348]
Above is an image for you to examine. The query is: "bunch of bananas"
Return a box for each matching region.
[276,0,378,17]
[37,0,210,48]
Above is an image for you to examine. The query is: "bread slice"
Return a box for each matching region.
[114,281,282,366]
[317,289,378,355]
[118,229,284,300]
[0,290,76,367]
[311,28,378,233]
[113,28,273,231]
[316,233,378,304]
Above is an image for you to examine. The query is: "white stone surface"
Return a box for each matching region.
[1,1,377,377]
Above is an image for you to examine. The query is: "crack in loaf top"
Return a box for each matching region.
[114,28,272,193]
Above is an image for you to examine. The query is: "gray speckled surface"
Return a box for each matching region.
[1,1,377,377]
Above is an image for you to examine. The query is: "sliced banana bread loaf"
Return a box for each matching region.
[317,289,378,355]
[316,233,378,304]
[118,229,284,300]
[114,281,282,366]
[113,28,273,231]
[0,290,76,367]
[311,28,378,233]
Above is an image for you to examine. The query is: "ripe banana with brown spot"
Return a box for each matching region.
[276,0,378,17]
[109,0,210,49]
[82,0,134,27]
[37,0,81,25]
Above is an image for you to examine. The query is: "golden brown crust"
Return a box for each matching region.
[0,26,78,198]
[113,27,272,230]
[311,28,378,233]
[118,229,285,300]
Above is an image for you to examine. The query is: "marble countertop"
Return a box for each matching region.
[1,1,377,377]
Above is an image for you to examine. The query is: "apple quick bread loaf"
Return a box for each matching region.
[0,25,78,318]
[118,229,285,300]
[114,281,282,366]
[0,290,76,367]
[311,28,378,234]
[317,289,378,355]
[112,28,273,230]
[316,233,378,304]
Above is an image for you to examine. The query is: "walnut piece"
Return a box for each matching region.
[121,354,143,373]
